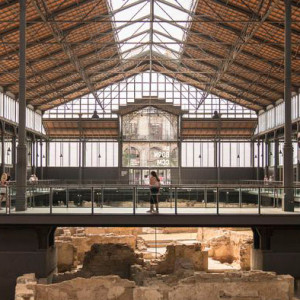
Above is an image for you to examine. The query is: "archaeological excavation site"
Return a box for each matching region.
[1,0,300,299]
[14,227,299,300]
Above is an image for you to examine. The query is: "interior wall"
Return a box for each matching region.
[37,167,119,183]
[181,167,263,183]
[37,167,263,183]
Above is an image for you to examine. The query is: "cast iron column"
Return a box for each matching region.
[250,139,254,168]
[32,136,36,175]
[297,123,300,182]
[264,134,269,177]
[12,131,17,179]
[1,122,5,174]
[16,0,27,211]
[274,131,279,181]
[178,115,182,184]
[40,139,43,180]
[283,0,294,211]
[257,140,260,180]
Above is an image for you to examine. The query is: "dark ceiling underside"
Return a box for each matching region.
[0,0,299,112]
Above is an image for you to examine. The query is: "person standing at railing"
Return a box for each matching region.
[0,172,8,210]
[147,171,160,214]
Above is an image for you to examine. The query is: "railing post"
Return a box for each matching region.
[216,187,219,215]
[258,187,261,215]
[239,187,242,208]
[133,186,136,215]
[101,187,104,208]
[91,187,94,215]
[49,187,53,214]
[175,187,178,215]
[66,188,69,208]
[5,186,8,215]
[204,187,207,208]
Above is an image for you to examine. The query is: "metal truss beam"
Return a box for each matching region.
[24,43,151,102]
[150,56,264,110]
[0,14,112,63]
[31,0,106,109]
[158,71,263,111]
[156,0,299,59]
[154,14,286,87]
[187,30,297,84]
[31,56,149,105]
[2,17,150,89]
[38,62,149,110]
[152,27,282,97]
[27,57,120,102]
[5,37,118,91]
[0,0,100,40]
[152,61,264,110]
[210,0,300,36]
[291,0,300,7]
[26,44,150,101]
[194,0,279,108]
[27,47,266,111]
[109,0,146,15]
[153,44,274,104]
[0,0,18,10]
[196,14,300,59]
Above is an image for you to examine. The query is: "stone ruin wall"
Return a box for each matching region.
[197,227,253,270]
[16,271,296,300]
[15,227,300,300]
[54,226,254,272]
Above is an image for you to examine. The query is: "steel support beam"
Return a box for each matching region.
[283,0,294,211]
[274,131,279,181]
[31,0,104,110]
[12,131,17,179]
[40,139,43,180]
[257,140,260,180]
[264,134,269,178]
[16,0,27,211]
[1,122,5,174]
[297,123,300,182]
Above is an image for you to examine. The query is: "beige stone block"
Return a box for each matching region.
[156,244,208,274]
[35,276,135,300]
[56,241,77,272]
[134,287,164,300]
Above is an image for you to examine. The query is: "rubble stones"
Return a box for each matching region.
[56,241,77,272]
[81,243,141,278]
[55,227,137,264]
[16,271,295,300]
[198,228,253,270]
[35,276,135,300]
[155,244,208,274]
[15,274,37,300]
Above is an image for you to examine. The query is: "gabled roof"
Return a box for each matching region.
[0,0,299,112]
[112,96,188,116]
[181,118,258,138]
[43,118,119,138]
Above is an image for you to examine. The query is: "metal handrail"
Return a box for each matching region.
[3,183,299,216]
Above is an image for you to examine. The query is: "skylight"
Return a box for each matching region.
[108,0,197,59]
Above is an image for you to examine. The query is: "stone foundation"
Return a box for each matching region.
[155,244,208,274]
[198,228,253,270]
[53,243,142,283]
[56,241,77,272]
[16,271,295,300]
[55,227,137,267]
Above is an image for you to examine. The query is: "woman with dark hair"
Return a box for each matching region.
[147,171,160,214]
[0,173,8,210]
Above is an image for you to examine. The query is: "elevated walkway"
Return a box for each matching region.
[1,181,300,226]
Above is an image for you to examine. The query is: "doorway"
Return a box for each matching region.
[129,169,171,185]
